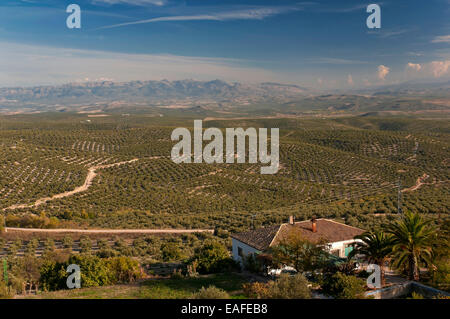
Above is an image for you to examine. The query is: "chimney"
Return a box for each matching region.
[311,217,317,233]
[288,216,294,225]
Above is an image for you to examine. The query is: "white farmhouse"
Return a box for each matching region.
[231,217,365,267]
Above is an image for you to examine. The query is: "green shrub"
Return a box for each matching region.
[192,240,237,274]
[161,242,182,262]
[192,285,230,299]
[106,256,142,283]
[321,272,366,299]
[39,255,141,291]
[265,274,311,299]
[79,237,92,254]
[62,236,74,249]
[97,248,119,258]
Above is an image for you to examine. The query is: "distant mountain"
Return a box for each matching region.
[354,80,450,96]
[0,79,310,106]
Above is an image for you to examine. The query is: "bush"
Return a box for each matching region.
[192,240,237,274]
[321,272,366,299]
[39,255,141,291]
[106,256,142,283]
[243,282,270,299]
[97,248,119,258]
[192,285,230,299]
[265,274,311,299]
[243,254,264,274]
[62,236,74,249]
[79,237,92,254]
[0,280,13,299]
[430,259,450,291]
[161,242,182,262]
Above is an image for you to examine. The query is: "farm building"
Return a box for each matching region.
[231,217,365,269]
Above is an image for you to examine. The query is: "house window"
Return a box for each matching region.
[238,247,243,257]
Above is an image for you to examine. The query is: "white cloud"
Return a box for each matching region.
[97,6,298,29]
[405,60,450,78]
[347,74,353,85]
[377,65,390,80]
[91,0,166,6]
[431,35,450,43]
[407,63,421,71]
[429,60,450,77]
[0,42,281,87]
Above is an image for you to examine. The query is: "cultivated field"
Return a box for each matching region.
[0,114,448,232]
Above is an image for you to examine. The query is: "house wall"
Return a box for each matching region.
[328,239,362,258]
[231,238,260,264]
[231,237,362,266]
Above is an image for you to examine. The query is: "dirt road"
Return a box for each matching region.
[4,227,214,234]
[4,159,138,211]
[402,173,429,193]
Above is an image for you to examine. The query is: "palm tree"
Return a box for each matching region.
[348,230,393,287]
[387,211,435,281]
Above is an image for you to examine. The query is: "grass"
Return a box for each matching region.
[22,273,247,299]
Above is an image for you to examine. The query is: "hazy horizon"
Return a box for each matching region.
[0,0,449,89]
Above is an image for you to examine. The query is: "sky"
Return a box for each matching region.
[0,0,449,89]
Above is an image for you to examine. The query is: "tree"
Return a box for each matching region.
[192,240,235,274]
[270,230,329,273]
[67,255,113,287]
[161,242,182,262]
[348,230,393,286]
[430,218,450,290]
[387,211,435,281]
[106,256,141,283]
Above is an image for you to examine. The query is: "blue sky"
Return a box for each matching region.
[0,0,449,88]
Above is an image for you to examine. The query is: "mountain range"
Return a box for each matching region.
[0,80,310,106]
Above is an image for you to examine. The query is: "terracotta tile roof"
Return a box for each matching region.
[231,224,281,251]
[231,219,365,251]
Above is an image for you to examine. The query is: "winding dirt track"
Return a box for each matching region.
[4,159,138,211]
[401,173,429,193]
